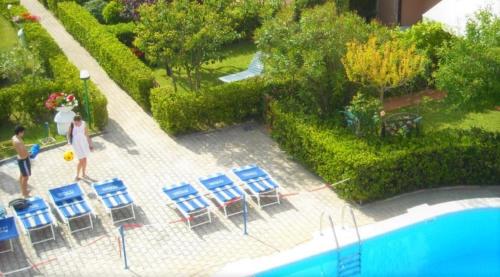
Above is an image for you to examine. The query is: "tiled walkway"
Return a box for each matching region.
[0,1,498,276]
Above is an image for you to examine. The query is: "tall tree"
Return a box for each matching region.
[342,36,427,103]
[135,0,237,92]
[256,2,377,116]
[434,10,500,109]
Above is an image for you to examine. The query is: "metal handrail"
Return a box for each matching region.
[319,212,341,265]
[341,205,361,247]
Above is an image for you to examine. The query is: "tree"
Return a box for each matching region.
[103,1,125,24]
[120,0,156,21]
[434,10,500,109]
[135,0,237,92]
[342,36,427,104]
[256,2,378,116]
[399,21,453,69]
[0,46,44,84]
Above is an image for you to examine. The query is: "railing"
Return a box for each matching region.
[341,205,361,247]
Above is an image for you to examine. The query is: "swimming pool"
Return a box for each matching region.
[256,208,500,277]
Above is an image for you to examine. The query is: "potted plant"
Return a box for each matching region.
[45,92,78,135]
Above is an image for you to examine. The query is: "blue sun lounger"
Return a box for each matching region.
[92,178,135,224]
[0,217,19,253]
[232,165,280,208]
[163,182,211,229]
[199,173,245,217]
[49,183,94,233]
[12,196,56,245]
[218,52,264,83]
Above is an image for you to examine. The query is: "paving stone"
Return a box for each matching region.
[1,0,498,276]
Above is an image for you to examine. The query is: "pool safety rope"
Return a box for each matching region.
[1,177,351,274]
[0,233,110,276]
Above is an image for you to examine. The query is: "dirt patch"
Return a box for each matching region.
[384,89,446,112]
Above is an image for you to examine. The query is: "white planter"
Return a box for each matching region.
[54,106,76,135]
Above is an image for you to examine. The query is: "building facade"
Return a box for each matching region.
[378,0,442,26]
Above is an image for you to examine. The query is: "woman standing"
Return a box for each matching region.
[67,115,93,180]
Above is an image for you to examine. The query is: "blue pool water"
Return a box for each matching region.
[257,208,500,277]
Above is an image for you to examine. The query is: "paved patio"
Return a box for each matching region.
[0,1,498,276]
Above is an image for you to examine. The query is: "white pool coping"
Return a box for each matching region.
[216,197,500,277]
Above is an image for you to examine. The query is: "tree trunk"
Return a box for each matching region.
[165,62,173,77]
[166,63,177,92]
[379,88,385,104]
[185,66,194,91]
[194,66,201,92]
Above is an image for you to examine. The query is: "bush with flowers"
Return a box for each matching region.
[12,12,40,23]
[45,92,78,110]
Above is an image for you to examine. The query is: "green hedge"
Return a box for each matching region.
[0,4,108,129]
[269,102,500,203]
[105,22,135,45]
[56,2,154,110]
[150,79,281,134]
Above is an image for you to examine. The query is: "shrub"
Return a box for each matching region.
[56,2,154,110]
[269,101,500,203]
[435,11,500,109]
[1,3,108,129]
[151,79,273,134]
[105,22,135,45]
[102,0,125,24]
[344,92,381,136]
[83,0,107,23]
[0,87,15,120]
[1,79,58,124]
[400,22,453,66]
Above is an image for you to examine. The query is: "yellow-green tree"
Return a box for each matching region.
[342,37,427,103]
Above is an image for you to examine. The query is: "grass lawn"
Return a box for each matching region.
[153,41,257,92]
[400,101,500,133]
[0,122,66,160]
[0,15,18,53]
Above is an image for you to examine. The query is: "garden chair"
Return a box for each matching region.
[199,173,245,217]
[340,110,361,135]
[218,52,264,83]
[49,183,94,233]
[12,197,56,245]
[92,178,136,225]
[0,217,19,253]
[163,182,212,229]
[232,165,280,208]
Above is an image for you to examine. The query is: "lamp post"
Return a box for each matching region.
[80,69,92,128]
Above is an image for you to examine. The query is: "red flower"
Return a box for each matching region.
[20,12,40,22]
[67,95,74,101]
[45,99,56,110]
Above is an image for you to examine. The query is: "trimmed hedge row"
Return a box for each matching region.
[0,4,108,129]
[150,79,283,134]
[269,102,500,203]
[105,22,135,45]
[55,2,154,110]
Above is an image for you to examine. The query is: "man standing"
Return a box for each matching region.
[12,125,30,197]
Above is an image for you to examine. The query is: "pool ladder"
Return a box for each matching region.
[320,205,362,277]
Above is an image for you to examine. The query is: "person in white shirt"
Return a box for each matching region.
[67,115,93,180]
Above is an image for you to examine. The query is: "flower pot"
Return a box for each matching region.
[54,106,76,135]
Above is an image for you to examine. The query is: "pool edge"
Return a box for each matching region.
[215,197,500,277]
